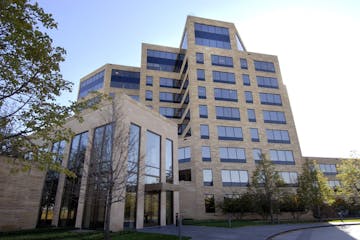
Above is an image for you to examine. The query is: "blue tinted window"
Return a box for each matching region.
[219,147,246,163]
[245,91,253,103]
[194,23,231,49]
[202,146,211,161]
[240,58,248,69]
[146,76,153,86]
[212,71,235,84]
[197,69,205,81]
[78,70,105,99]
[266,129,290,144]
[211,55,233,67]
[260,93,282,106]
[221,170,248,187]
[250,128,259,142]
[147,49,184,73]
[270,150,294,165]
[256,76,279,89]
[217,126,243,141]
[263,110,286,124]
[216,106,240,120]
[198,86,206,99]
[242,74,250,86]
[200,124,209,139]
[160,77,181,88]
[178,147,191,163]
[247,109,256,122]
[199,105,208,118]
[159,92,183,103]
[253,148,262,162]
[196,52,204,64]
[214,88,238,102]
[110,70,140,89]
[145,90,152,101]
[254,60,275,72]
[159,107,184,119]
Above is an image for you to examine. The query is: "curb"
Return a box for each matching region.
[266,223,360,240]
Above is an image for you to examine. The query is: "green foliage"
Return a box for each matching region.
[337,158,360,207]
[251,154,283,222]
[297,159,335,219]
[218,192,254,220]
[0,0,87,173]
[279,192,306,220]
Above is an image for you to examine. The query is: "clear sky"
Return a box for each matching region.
[37,0,360,158]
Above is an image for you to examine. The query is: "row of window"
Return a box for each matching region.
[196,86,282,105]
[197,69,278,89]
[78,70,105,99]
[202,169,298,187]
[179,146,295,164]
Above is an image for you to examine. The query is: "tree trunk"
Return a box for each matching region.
[317,205,321,222]
[104,188,112,240]
[269,198,274,224]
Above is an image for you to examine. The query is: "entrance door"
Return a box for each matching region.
[166,191,173,225]
[144,192,160,227]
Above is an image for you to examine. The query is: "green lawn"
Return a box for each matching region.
[0,229,191,240]
[328,218,360,223]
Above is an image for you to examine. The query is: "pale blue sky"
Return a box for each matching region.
[38,0,360,158]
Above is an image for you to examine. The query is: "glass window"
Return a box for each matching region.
[247,109,256,122]
[256,76,279,89]
[146,76,153,86]
[278,172,298,185]
[179,169,191,181]
[166,139,173,183]
[78,70,105,99]
[202,146,211,161]
[328,180,340,188]
[212,71,235,84]
[195,22,231,50]
[198,86,206,99]
[196,52,204,64]
[178,147,191,163]
[160,77,181,89]
[199,105,208,118]
[204,194,215,213]
[203,169,213,186]
[319,164,337,175]
[250,128,259,142]
[240,58,248,69]
[242,74,250,86]
[214,88,238,102]
[269,150,294,164]
[197,69,205,81]
[266,129,290,144]
[110,70,140,89]
[254,60,275,73]
[147,49,184,73]
[211,55,233,67]
[145,131,161,184]
[217,126,243,141]
[145,90,152,101]
[253,148,262,162]
[221,170,248,186]
[215,106,240,120]
[200,124,209,139]
[259,93,282,106]
[263,110,286,124]
[159,107,183,119]
[235,34,244,51]
[219,147,246,162]
[245,91,253,103]
[159,92,183,103]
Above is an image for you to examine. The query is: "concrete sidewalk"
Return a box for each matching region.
[140,222,360,240]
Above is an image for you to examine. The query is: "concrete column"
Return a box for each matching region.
[160,191,166,226]
[110,201,124,231]
[173,191,180,224]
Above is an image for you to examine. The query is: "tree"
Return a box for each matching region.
[82,98,142,240]
[297,159,335,220]
[337,158,360,210]
[251,154,283,223]
[279,192,306,221]
[0,0,84,172]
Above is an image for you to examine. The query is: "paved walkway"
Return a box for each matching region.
[140,222,360,240]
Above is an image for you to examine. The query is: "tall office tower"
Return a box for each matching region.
[77,16,303,220]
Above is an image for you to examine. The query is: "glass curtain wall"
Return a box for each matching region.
[37,140,66,226]
[124,124,140,229]
[83,124,113,229]
[59,132,88,227]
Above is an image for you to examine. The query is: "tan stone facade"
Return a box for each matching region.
[0,158,45,231]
